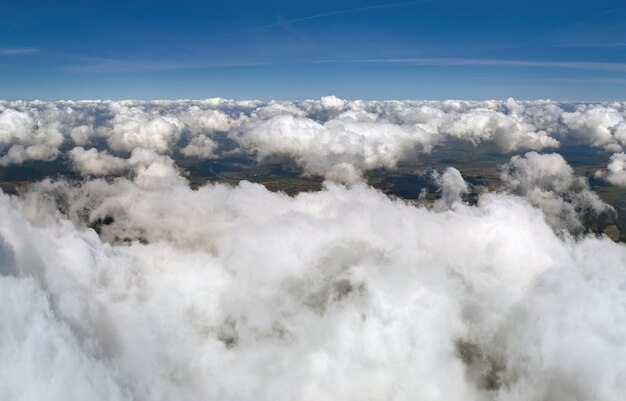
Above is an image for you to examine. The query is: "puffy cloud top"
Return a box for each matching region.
[501,152,612,231]
[0,97,625,185]
[433,167,468,209]
[233,114,433,182]
[562,105,625,151]
[598,152,626,187]
[440,108,559,152]
[69,147,130,176]
[1,170,626,400]
[1,96,626,399]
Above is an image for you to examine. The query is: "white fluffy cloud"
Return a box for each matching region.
[0,96,626,189]
[0,144,59,166]
[1,98,626,182]
[232,114,434,183]
[598,152,626,186]
[0,108,36,144]
[180,134,218,158]
[0,108,62,165]
[501,152,612,231]
[0,102,101,165]
[440,108,559,152]
[0,169,625,400]
[104,104,184,153]
[433,167,468,209]
[68,146,186,191]
[562,105,625,151]
[1,97,626,400]
[69,147,130,176]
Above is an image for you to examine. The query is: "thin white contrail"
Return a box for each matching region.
[231,1,435,35]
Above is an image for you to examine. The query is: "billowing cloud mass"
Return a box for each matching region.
[232,114,433,183]
[1,97,626,400]
[1,165,626,401]
[598,152,626,186]
[562,105,626,151]
[69,147,130,176]
[439,108,559,152]
[104,104,184,153]
[1,97,626,183]
[501,152,612,231]
[433,167,468,209]
[0,108,62,165]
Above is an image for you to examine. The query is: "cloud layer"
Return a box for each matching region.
[1,165,626,400]
[2,97,626,183]
[1,97,626,400]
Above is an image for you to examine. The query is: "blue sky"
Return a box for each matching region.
[1,0,626,100]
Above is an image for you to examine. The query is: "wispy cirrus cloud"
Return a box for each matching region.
[230,1,436,35]
[320,57,626,73]
[60,58,270,73]
[0,47,39,56]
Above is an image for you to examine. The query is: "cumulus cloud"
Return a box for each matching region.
[0,102,101,165]
[433,167,468,209]
[176,105,243,134]
[439,108,560,152]
[562,105,625,151]
[0,108,36,144]
[180,134,218,158]
[127,148,187,190]
[232,114,434,183]
[2,97,626,181]
[104,103,184,153]
[0,108,62,165]
[69,147,130,176]
[597,152,626,186]
[70,125,98,146]
[0,143,59,166]
[0,170,625,400]
[501,152,612,232]
[2,97,626,400]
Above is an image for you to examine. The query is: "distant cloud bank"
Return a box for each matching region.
[2,96,626,184]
